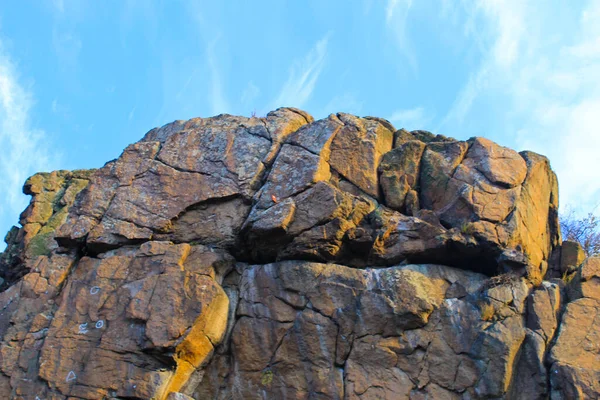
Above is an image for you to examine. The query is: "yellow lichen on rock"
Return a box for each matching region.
[160,282,229,398]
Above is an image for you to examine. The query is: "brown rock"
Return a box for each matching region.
[509,330,548,399]
[167,392,194,400]
[379,140,426,212]
[242,181,374,263]
[1,170,93,290]
[569,256,600,301]
[328,113,393,198]
[0,109,581,399]
[0,242,233,400]
[49,113,561,279]
[549,297,600,399]
[56,110,312,251]
[504,151,559,278]
[393,128,454,147]
[200,261,540,399]
[560,240,586,273]
[527,281,562,343]
[253,143,332,212]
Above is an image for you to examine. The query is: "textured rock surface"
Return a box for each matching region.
[0,170,93,291]
[0,108,596,399]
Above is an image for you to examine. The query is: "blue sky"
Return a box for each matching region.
[1,0,599,250]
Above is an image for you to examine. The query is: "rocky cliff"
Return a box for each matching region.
[0,108,597,399]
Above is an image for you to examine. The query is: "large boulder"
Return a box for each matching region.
[52,112,560,279]
[55,109,312,252]
[0,109,593,399]
[196,261,558,399]
[0,242,231,399]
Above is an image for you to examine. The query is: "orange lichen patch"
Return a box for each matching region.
[160,287,229,399]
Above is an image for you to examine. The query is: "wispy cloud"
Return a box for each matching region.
[50,1,84,80]
[385,0,417,74]
[386,0,402,22]
[52,0,65,13]
[51,98,70,119]
[0,40,56,238]
[241,80,260,108]
[514,1,600,213]
[437,1,527,130]
[206,36,230,115]
[323,93,364,117]
[437,66,489,129]
[175,68,198,101]
[388,106,431,130]
[271,33,330,110]
[440,0,600,213]
[128,107,136,121]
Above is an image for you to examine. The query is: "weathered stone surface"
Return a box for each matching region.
[328,113,393,198]
[549,297,600,399]
[509,329,548,399]
[46,111,561,278]
[527,281,562,344]
[567,256,600,301]
[561,240,587,273]
[1,242,231,399]
[196,261,552,399]
[0,109,594,399]
[379,140,426,212]
[0,170,93,290]
[393,128,454,147]
[56,109,311,252]
[167,392,195,400]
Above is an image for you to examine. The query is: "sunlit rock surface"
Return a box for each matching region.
[0,108,595,399]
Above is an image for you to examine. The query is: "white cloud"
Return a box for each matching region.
[206,37,230,115]
[128,107,136,121]
[0,40,56,240]
[478,0,526,69]
[323,93,364,117]
[175,69,198,101]
[437,66,489,129]
[514,3,600,212]
[386,0,401,22]
[271,34,330,110]
[440,0,600,213]
[438,0,527,130]
[388,107,430,130]
[52,0,65,13]
[241,80,260,107]
[385,0,417,74]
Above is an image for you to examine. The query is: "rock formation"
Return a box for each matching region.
[0,108,597,399]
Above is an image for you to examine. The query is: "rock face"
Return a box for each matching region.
[0,170,93,291]
[0,108,595,399]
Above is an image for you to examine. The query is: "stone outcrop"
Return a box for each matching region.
[549,257,600,398]
[0,170,93,291]
[0,108,596,399]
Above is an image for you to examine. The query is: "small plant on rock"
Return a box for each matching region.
[261,369,274,387]
[460,222,475,235]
